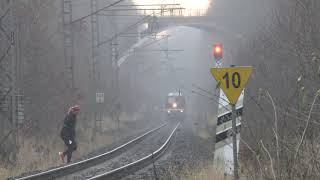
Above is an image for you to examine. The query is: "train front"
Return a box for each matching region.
[166,92,186,120]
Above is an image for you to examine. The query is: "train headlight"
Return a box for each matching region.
[172,103,177,108]
[180,110,184,113]
[167,110,171,113]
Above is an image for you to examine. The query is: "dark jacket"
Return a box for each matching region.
[60,112,77,140]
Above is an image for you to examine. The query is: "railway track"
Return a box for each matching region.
[59,122,180,180]
[13,123,168,180]
[87,122,180,180]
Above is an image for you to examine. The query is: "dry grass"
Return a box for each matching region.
[0,135,63,179]
[170,164,232,180]
[0,126,114,179]
[0,167,10,180]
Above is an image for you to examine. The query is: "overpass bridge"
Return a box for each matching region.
[115,10,244,67]
[142,15,244,40]
[98,4,244,44]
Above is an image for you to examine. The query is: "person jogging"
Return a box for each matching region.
[59,105,80,164]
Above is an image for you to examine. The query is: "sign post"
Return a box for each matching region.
[211,66,253,180]
[231,103,239,180]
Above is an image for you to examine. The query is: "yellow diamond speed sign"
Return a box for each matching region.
[211,67,253,105]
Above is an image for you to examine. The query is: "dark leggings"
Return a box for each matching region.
[62,137,77,163]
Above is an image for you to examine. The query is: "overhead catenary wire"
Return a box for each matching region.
[102,8,185,11]
[70,0,127,24]
[191,83,231,105]
[98,4,182,16]
[192,83,215,96]
[98,14,146,17]
[183,86,232,111]
[182,86,231,112]
[138,35,170,49]
[116,33,182,63]
[114,4,181,7]
[98,15,152,47]
[97,7,184,47]
[110,10,184,67]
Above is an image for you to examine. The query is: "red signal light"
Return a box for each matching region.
[215,46,221,53]
[213,43,223,60]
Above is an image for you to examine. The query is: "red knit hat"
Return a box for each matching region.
[69,105,80,113]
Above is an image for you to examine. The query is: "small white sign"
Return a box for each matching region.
[96,93,104,103]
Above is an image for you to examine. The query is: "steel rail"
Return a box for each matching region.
[88,122,180,180]
[14,123,168,180]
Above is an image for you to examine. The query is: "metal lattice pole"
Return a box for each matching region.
[91,0,101,138]
[111,37,120,140]
[91,0,99,82]
[0,0,18,162]
[108,7,120,140]
[62,0,75,89]
[9,1,18,162]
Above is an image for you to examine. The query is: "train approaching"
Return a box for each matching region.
[165,92,186,120]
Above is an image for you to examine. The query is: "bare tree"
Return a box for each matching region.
[239,0,320,179]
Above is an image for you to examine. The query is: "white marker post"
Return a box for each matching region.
[214,90,243,176]
[211,66,252,180]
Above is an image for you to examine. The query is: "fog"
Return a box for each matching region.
[2,0,305,178]
[119,27,216,117]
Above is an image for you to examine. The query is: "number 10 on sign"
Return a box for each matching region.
[211,67,253,105]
